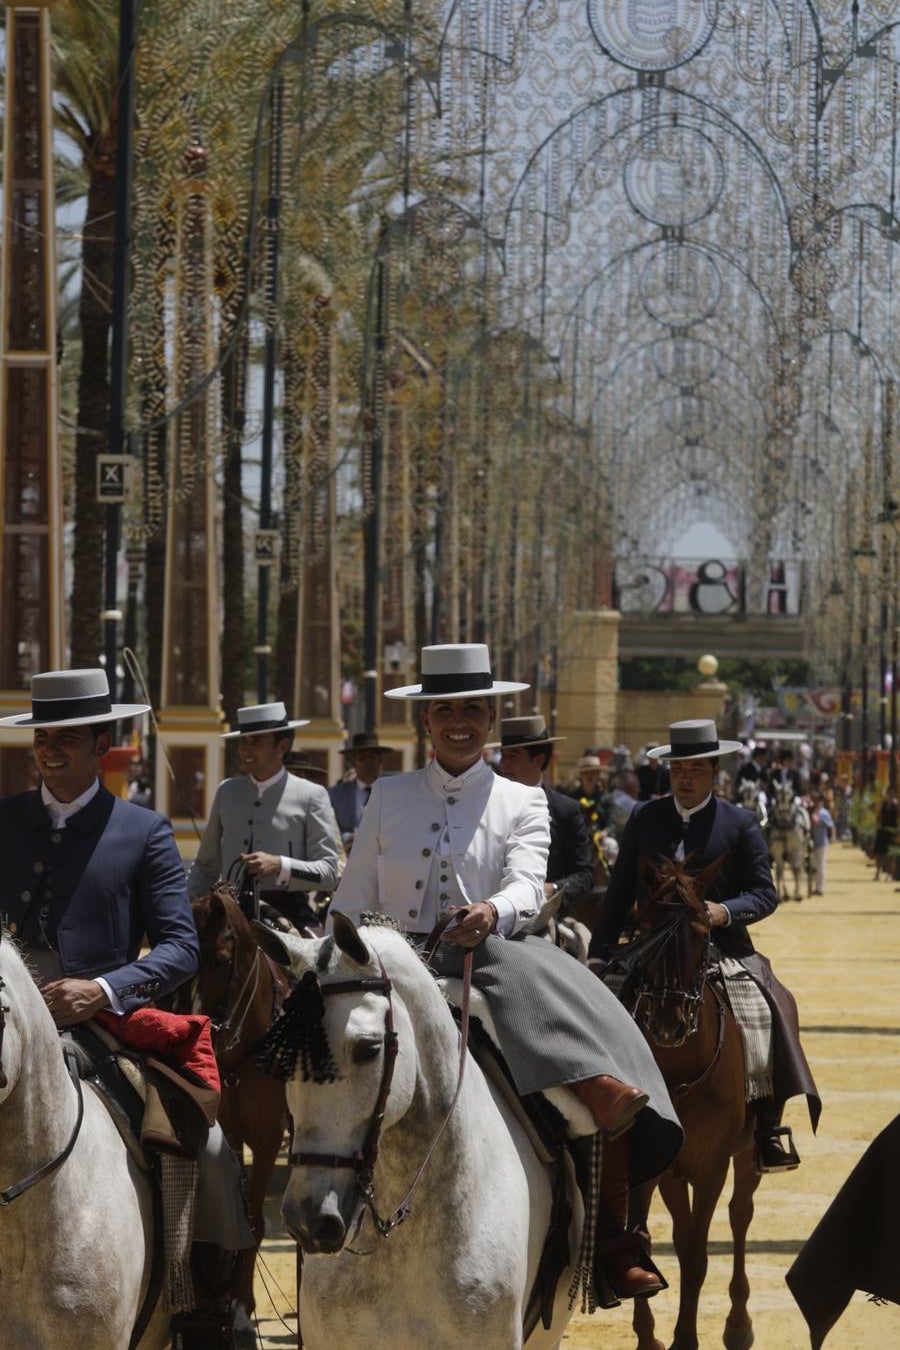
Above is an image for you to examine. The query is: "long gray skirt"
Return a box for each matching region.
[428,933,683,1186]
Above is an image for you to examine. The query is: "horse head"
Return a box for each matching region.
[254,912,429,1255]
[770,780,799,829]
[631,855,724,1048]
[172,882,255,1024]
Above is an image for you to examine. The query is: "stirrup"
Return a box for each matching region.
[754,1125,800,1174]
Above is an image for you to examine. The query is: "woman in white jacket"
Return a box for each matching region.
[334,644,681,1303]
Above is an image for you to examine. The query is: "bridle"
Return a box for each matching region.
[619,885,727,1099]
[0,930,85,1207]
[287,933,473,1239]
[189,889,286,1086]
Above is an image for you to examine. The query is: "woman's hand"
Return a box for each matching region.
[441,901,498,947]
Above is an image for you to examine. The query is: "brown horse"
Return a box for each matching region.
[174,884,290,1348]
[613,857,760,1350]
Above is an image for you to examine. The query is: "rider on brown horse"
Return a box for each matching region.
[588,718,821,1173]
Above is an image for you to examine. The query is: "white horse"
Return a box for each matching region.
[736,778,768,832]
[766,782,811,902]
[0,929,168,1350]
[254,913,584,1350]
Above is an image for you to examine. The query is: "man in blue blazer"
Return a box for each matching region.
[329,729,393,849]
[589,719,820,1173]
[0,669,251,1350]
[0,669,198,1018]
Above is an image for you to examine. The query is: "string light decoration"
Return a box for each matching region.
[85,0,900,707]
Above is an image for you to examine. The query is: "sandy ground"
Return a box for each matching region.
[251,842,900,1349]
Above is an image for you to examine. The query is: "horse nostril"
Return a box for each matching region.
[307,1212,346,1252]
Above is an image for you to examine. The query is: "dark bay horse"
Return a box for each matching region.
[174,884,291,1346]
[611,857,760,1350]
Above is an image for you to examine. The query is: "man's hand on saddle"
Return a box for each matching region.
[42,977,110,1026]
[704,901,730,927]
[241,849,282,880]
[441,901,498,947]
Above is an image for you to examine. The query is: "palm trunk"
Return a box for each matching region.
[70,162,116,666]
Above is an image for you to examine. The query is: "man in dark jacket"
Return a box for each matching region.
[493,714,595,906]
[589,718,820,1174]
[0,668,251,1350]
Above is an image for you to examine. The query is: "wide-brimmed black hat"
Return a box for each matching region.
[221,702,309,740]
[341,731,394,755]
[0,668,149,729]
[384,643,527,701]
[485,714,565,751]
[647,719,743,762]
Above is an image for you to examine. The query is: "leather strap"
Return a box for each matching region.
[0,1044,85,1206]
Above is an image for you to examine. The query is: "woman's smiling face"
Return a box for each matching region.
[420,698,495,774]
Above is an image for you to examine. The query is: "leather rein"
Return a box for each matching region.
[290,919,474,1238]
[0,966,86,1208]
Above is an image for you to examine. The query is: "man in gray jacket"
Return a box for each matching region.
[188,702,341,925]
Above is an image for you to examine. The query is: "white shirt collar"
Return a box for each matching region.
[251,767,286,795]
[41,777,101,826]
[674,792,712,824]
[428,754,491,794]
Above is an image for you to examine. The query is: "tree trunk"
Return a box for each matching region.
[70,162,116,666]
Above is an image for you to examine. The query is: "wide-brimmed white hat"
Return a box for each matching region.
[485,714,565,750]
[0,668,149,729]
[647,719,743,762]
[221,702,310,739]
[384,643,528,701]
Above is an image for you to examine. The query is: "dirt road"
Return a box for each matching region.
[253,842,900,1348]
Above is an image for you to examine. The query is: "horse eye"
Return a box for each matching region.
[352,1040,382,1064]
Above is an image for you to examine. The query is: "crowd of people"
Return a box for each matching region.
[0,650,867,1346]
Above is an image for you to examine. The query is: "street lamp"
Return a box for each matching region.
[854,535,878,789]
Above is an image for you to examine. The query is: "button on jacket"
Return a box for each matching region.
[0,784,199,1012]
[188,771,341,897]
[333,756,549,935]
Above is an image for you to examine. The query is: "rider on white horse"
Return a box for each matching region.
[333,644,683,1304]
[0,668,254,1350]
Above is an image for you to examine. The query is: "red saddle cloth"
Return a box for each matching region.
[95,1007,221,1096]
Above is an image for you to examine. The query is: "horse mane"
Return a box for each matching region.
[637,853,725,926]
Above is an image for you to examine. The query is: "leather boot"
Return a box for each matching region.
[595,1135,666,1301]
[754,1099,800,1173]
[572,1074,649,1140]
[170,1243,239,1350]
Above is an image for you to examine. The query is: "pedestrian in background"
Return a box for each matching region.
[810,792,836,895]
[873,786,899,881]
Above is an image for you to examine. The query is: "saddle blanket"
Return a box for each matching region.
[718,957,773,1101]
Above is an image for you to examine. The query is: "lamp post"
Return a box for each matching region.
[854,535,877,790]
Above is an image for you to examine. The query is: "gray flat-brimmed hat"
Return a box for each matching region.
[647,719,743,762]
[384,643,528,701]
[0,668,149,729]
[221,702,310,739]
[486,713,565,750]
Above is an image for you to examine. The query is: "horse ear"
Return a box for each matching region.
[694,851,726,896]
[332,911,371,966]
[251,921,293,967]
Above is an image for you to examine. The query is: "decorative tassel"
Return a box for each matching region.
[257,970,337,1083]
[568,1130,603,1315]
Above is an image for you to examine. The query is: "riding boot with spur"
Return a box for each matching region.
[754,1099,801,1173]
[594,1135,667,1302]
[170,1243,239,1350]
